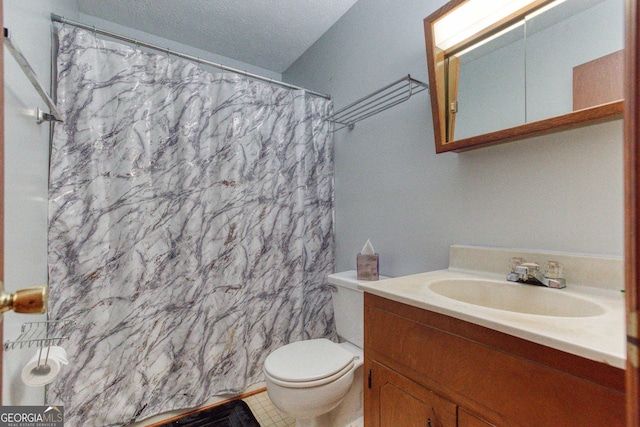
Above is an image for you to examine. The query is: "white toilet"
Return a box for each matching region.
[264,271,382,427]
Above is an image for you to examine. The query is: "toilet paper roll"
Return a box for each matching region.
[46,346,69,365]
[21,347,68,387]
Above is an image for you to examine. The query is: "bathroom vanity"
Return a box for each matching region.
[361,246,626,426]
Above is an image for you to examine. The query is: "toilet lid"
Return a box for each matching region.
[264,339,355,383]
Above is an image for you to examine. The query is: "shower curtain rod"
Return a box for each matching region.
[50,14,331,100]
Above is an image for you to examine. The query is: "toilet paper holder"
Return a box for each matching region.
[4,319,73,351]
[6,320,73,386]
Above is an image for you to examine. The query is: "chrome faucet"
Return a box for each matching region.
[506,260,566,289]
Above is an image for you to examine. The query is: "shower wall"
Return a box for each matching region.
[2,0,283,407]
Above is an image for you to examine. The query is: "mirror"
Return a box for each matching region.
[451,22,526,140]
[424,0,624,153]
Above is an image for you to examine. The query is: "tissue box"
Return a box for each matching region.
[357,253,379,281]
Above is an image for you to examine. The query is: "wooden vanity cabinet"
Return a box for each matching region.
[457,409,493,427]
[363,293,625,427]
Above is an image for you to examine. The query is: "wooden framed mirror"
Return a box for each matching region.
[424,0,624,153]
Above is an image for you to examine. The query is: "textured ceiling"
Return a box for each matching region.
[77,0,359,73]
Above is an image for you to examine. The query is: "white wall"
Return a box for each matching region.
[2,0,282,406]
[284,0,624,277]
[3,0,79,406]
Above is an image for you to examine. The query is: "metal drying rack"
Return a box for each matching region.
[325,75,428,131]
[4,320,73,351]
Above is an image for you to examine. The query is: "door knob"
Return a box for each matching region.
[0,282,48,314]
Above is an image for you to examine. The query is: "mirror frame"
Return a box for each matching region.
[424,0,624,154]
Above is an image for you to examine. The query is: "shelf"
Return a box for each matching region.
[325,75,428,131]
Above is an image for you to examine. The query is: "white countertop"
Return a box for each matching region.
[358,268,626,369]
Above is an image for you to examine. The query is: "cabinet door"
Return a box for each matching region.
[366,360,456,427]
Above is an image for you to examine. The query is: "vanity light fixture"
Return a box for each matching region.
[525,0,568,20]
[434,0,552,52]
[447,0,568,58]
[453,20,524,57]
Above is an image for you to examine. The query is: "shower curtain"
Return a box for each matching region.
[47,26,335,426]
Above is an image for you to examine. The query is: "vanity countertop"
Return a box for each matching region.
[358,268,626,369]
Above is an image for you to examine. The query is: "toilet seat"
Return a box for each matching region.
[264,359,355,388]
[264,339,355,388]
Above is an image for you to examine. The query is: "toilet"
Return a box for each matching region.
[264,271,385,427]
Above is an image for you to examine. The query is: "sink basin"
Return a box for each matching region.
[428,279,606,317]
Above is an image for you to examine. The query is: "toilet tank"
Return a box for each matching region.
[328,271,388,348]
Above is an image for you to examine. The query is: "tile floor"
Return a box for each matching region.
[243,391,295,427]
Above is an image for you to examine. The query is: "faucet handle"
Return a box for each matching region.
[509,257,525,272]
[543,261,564,279]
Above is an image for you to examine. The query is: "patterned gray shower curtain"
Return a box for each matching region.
[47,26,335,426]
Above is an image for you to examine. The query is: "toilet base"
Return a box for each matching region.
[292,365,364,427]
[294,412,331,427]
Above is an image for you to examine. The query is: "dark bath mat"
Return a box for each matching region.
[159,400,261,427]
